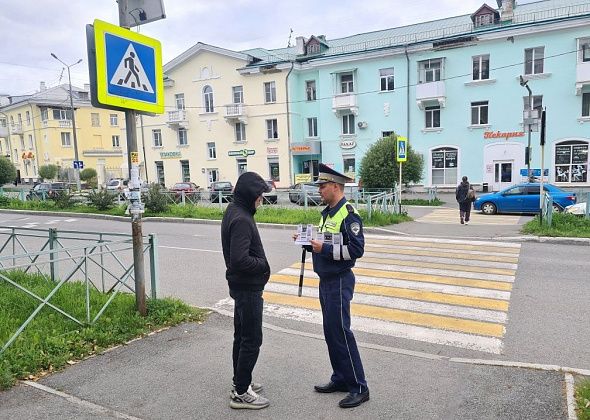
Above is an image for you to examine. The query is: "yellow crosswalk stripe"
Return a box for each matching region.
[288,263,513,291]
[364,246,519,264]
[263,291,505,337]
[270,274,510,311]
[366,239,521,254]
[360,256,516,276]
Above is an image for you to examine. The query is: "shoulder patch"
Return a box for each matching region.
[350,222,361,236]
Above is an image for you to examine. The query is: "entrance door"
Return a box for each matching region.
[494,161,513,191]
[303,160,319,180]
[237,159,247,176]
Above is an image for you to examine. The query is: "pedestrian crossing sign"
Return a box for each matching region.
[92,19,163,114]
[397,136,408,162]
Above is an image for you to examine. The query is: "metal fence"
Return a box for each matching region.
[0,227,159,355]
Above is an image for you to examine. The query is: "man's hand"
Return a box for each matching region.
[310,239,323,253]
[292,233,298,241]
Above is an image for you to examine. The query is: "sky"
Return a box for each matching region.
[0,0,536,97]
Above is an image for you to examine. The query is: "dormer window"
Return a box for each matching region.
[471,4,499,28]
[307,43,320,54]
[475,13,493,27]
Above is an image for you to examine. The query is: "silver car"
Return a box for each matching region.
[289,183,322,206]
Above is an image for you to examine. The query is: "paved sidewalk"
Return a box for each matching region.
[0,313,569,420]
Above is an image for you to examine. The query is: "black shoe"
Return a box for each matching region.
[314,381,349,393]
[339,390,370,408]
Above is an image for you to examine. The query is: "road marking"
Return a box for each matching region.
[565,373,578,420]
[364,245,520,263]
[159,245,222,253]
[365,236,521,252]
[415,208,522,225]
[360,256,517,275]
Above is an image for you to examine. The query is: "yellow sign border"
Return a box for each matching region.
[397,136,408,163]
[93,19,164,114]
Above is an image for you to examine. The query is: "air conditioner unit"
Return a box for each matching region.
[357,121,368,129]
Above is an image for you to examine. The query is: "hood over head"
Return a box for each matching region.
[233,172,271,213]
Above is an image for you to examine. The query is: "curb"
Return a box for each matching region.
[1,208,589,245]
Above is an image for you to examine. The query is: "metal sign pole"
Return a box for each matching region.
[399,161,403,214]
[539,108,546,225]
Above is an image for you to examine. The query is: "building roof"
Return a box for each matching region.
[242,0,590,66]
[0,84,88,111]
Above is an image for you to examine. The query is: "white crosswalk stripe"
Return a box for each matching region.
[415,207,522,225]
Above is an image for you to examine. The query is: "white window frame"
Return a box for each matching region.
[425,106,441,128]
[266,119,279,139]
[203,85,214,113]
[306,80,317,101]
[264,81,276,103]
[379,68,394,91]
[419,59,442,83]
[342,114,355,135]
[152,129,162,147]
[110,114,118,126]
[178,128,188,146]
[430,146,459,186]
[112,135,120,147]
[307,43,320,54]
[180,160,190,182]
[235,122,246,142]
[207,142,216,159]
[61,132,71,147]
[232,86,244,104]
[524,47,544,75]
[307,117,318,137]
[26,111,31,126]
[41,108,48,122]
[583,93,590,117]
[471,101,489,125]
[28,134,34,149]
[579,38,590,63]
[340,73,354,94]
[472,55,490,81]
[53,109,71,120]
[175,93,185,110]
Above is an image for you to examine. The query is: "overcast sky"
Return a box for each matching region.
[1,0,533,96]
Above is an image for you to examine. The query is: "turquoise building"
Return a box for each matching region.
[244,0,590,191]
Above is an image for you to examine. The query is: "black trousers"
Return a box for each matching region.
[230,288,263,395]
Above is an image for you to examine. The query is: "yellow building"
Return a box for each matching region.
[0,83,126,186]
[139,43,292,188]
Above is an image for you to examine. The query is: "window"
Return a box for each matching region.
[475,13,494,27]
[343,156,356,174]
[91,113,100,127]
[232,86,244,104]
[307,43,320,54]
[26,111,31,126]
[175,93,185,110]
[382,131,394,138]
[555,141,588,183]
[431,147,458,185]
[207,169,219,184]
[583,93,590,117]
[237,158,247,176]
[203,86,214,113]
[425,106,441,128]
[53,109,71,120]
[112,135,120,147]
[180,160,190,182]
[207,142,216,159]
[152,129,162,147]
[110,114,118,126]
[306,80,316,101]
[342,114,355,135]
[41,108,48,121]
[581,39,590,62]
[472,55,490,80]
[419,59,442,83]
[61,132,71,147]
[525,47,544,75]
[264,81,276,103]
[340,73,354,93]
[155,161,165,186]
[28,135,33,149]
[471,101,489,125]
[266,119,279,139]
[380,68,394,91]
[235,122,246,142]
[178,128,188,146]
[20,137,25,150]
[269,160,280,181]
[307,117,318,137]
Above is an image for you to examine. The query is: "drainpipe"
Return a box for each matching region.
[405,46,411,143]
[285,61,294,184]
[29,104,40,181]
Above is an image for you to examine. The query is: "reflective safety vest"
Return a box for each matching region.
[319,201,358,234]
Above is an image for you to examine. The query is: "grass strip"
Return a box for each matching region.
[521,213,590,238]
[578,378,590,420]
[401,198,444,206]
[0,270,207,391]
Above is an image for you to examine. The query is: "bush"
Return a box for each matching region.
[87,189,116,211]
[51,190,76,209]
[39,164,58,181]
[143,183,169,213]
[0,157,17,185]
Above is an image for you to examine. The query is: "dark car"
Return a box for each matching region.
[473,183,576,215]
[262,180,278,204]
[209,181,234,202]
[170,182,201,202]
[289,183,322,206]
[27,182,69,200]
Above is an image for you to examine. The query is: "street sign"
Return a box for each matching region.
[73,160,84,169]
[520,168,549,177]
[130,152,140,164]
[228,149,255,157]
[90,19,164,114]
[396,136,407,162]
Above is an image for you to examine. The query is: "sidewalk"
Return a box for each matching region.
[0,312,569,419]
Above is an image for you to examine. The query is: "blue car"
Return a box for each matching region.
[473,183,576,215]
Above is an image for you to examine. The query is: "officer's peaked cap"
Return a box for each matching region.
[315,163,352,185]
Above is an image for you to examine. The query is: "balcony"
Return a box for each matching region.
[576,61,590,94]
[166,109,189,128]
[10,123,23,135]
[224,104,247,123]
[332,94,358,115]
[416,81,446,110]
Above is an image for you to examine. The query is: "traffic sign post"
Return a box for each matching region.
[73,160,84,170]
[396,136,408,214]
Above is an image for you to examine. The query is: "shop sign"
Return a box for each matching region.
[228,149,255,157]
[267,147,278,155]
[340,139,356,149]
[160,151,181,159]
[295,173,312,183]
[291,141,321,155]
[484,131,525,140]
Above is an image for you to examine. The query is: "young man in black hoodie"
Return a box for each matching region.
[221,172,272,410]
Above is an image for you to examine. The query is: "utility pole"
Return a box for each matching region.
[51,53,83,190]
[520,75,533,181]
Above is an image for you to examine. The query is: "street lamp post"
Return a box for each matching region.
[519,75,533,180]
[51,53,83,190]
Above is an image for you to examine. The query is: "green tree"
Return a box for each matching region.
[358,134,424,189]
[0,157,17,185]
[38,164,58,181]
[80,168,98,188]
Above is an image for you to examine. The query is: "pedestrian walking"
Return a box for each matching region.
[221,172,272,410]
[306,163,370,408]
[456,176,475,225]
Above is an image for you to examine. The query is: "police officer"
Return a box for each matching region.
[310,163,369,408]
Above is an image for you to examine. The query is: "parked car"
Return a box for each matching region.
[170,182,201,201]
[27,182,69,200]
[209,181,233,202]
[289,183,322,206]
[473,183,576,215]
[262,180,278,204]
[565,202,587,215]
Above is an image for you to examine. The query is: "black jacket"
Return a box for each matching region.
[221,172,271,291]
[456,181,470,203]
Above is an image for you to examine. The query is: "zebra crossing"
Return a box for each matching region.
[215,234,521,354]
[415,207,522,225]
